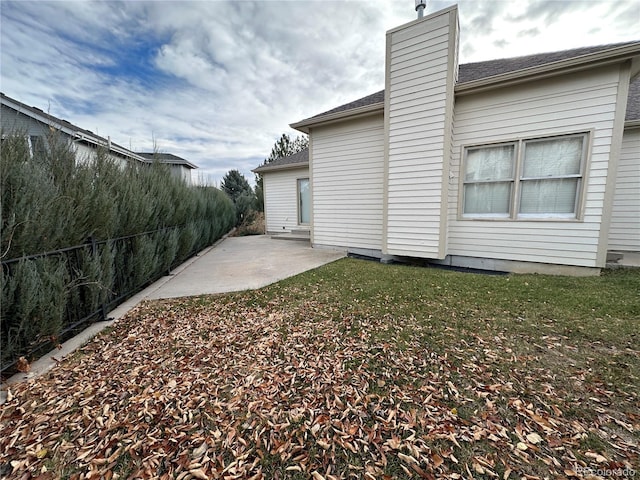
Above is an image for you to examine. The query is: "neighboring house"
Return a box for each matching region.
[257,5,640,275]
[1,93,197,182]
[1,92,145,167]
[139,152,198,184]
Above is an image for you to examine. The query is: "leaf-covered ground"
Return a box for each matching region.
[1,259,639,479]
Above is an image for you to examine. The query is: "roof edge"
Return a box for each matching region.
[159,159,198,169]
[456,42,640,95]
[253,161,309,174]
[138,152,199,169]
[291,102,384,133]
[1,93,146,162]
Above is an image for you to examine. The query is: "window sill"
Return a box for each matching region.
[459,215,582,222]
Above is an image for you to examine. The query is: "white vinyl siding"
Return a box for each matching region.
[385,7,457,258]
[263,167,310,233]
[311,115,384,250]
[608,127,640,251]
[449,65,624,267]
[1,105,50,136]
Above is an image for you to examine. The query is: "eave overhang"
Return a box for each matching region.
[252,161,309,174]
[290,102,384,133]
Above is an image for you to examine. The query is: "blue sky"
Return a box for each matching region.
[1,0,638,185]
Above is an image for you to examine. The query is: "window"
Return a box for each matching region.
[463,144,515,217]
[29,135,46,158]
[462,133,587,220]
[298,178,310,225]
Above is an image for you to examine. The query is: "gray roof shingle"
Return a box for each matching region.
[311,91,385,119]
[253,147,309,173]
[296,41,640,125]
[457,41,638,83]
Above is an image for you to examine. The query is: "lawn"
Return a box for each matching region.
[1,258,638,479]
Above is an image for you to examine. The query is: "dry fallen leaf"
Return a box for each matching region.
[189,468,208,479]
[526,432,543,444]
[16,356,30,372]
[1,295,637,479]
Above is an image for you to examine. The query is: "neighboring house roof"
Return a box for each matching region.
[291,41,640,131]
[1,92,200,169]
[252,148,309,173]
[138,152,198,169]
[1,92,145,161]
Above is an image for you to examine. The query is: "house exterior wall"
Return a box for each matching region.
[78,144,135,168]
[608,126,640,251]
[167,164,192,184]
[448,64,626,268]
[311,114,385,251]
[1,105,50,137]
[263,166,309,233]
[383,6,458,259]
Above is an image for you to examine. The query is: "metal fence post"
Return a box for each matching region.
[87,235,108,322]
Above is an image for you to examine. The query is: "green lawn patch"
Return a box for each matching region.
[1,258,638,478]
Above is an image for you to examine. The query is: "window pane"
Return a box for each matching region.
[464,182,511,215]
[465,144,514,182]
[519,178,578,214]
[29,136,46,158]
[298,178,310,224]
[522,137,582,178]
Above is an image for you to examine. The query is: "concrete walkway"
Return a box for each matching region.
[1,235,345,400]
[144,235,344,299]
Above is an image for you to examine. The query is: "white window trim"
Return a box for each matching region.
[459,132,590,222]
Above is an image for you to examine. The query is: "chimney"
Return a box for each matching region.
[383,6,459,259]
[415,0,426,18]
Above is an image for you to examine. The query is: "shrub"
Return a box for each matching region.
[0,131,235,371]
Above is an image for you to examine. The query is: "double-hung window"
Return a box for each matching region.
[462,133,588,220]
[463,143,515,217]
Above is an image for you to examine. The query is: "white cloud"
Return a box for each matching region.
[1,0,638,184]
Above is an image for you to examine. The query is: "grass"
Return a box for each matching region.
[1,258,638,478]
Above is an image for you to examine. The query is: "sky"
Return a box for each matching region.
[1,1,639,186]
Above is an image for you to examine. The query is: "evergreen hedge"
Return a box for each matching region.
[1,131,235,370]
